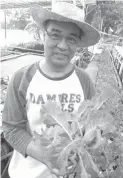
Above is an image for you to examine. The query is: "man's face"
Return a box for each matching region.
[43,20,81,68]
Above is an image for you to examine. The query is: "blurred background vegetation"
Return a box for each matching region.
[85,2,123,36]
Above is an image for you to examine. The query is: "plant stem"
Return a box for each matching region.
[51,115,73,140]
[78,152,90,178]
[61,138,82,157]
[77,122,83,137]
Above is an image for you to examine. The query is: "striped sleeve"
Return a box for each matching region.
[75,66,96,100]
[2,63,37,157]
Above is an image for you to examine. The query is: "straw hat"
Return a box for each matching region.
[31,2,100,47]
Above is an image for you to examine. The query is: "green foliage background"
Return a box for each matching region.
[1,8,31,30]
[85,2,123,35]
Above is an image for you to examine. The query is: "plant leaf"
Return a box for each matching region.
[79,152,91,178]
[75,88,114,133]
[47,136,73,175]
[83,110,115,143]
[43,115,57,128]
[77,100,92,116]
[83,150,100,174]
[33,130,53,146]
[41,100,76,140]
[92,88,114,111]
[85,110,114,132]
[50,125,65,144]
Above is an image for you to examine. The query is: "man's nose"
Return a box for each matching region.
[57,38,68,50]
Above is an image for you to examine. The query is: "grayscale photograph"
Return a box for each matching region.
[0,0,123,178]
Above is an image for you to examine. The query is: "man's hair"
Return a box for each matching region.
[43,20,84,39]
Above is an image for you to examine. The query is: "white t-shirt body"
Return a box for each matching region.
[9,69,84,178]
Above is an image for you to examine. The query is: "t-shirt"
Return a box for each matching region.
[2,62,95,178]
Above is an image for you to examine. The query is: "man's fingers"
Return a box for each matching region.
[51,168,67,176]
[47,150,80,177]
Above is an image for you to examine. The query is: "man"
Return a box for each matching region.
[2,2,100,178]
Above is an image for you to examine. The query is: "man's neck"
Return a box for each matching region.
[39,60,74,78]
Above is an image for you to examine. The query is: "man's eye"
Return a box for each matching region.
[67,37,76,44]
[51,34,60,40]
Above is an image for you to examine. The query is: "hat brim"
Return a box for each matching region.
[31,6,100,47]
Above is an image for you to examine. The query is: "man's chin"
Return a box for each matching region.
[52,56,70,67]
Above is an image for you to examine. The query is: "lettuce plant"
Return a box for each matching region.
[33,88,123,178]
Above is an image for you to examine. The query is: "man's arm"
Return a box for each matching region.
[2,71,62,175]
[2,72,33,157]
[2,76,49,161]
[2,71,50,165]
[26,139,46,162]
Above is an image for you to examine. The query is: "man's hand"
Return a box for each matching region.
[51,149,80,176]
[26,139,66,176]
[26,139,80,177]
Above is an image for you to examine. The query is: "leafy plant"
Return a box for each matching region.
[33,88,123,178]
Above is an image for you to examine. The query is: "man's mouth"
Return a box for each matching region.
[54,53,67,58]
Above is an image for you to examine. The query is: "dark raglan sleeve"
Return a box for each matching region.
[85,74,96,100]
[75,66,96,100]
[2,65,36,157]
